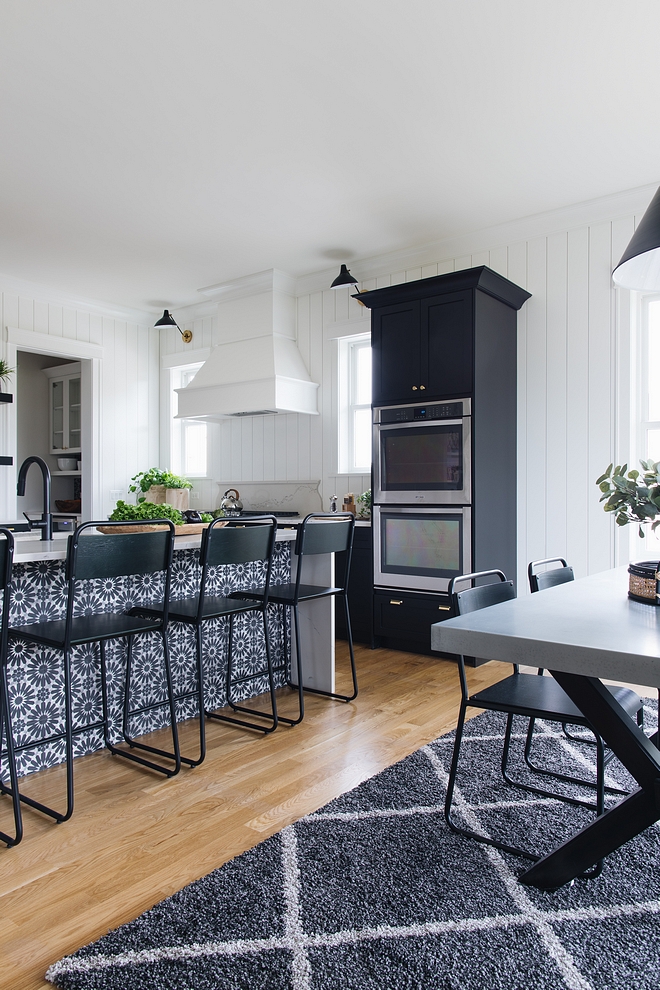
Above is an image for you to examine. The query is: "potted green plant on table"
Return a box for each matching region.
[597,460,660,602]
[129,468,193,512]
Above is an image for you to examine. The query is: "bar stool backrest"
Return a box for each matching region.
[0,527,14,663]
[66,520,176,629]
[204,518,276,567]
[528,557,574,593]
[199,516,277,619]
[294,513,355,596]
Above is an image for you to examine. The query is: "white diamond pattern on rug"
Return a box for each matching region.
[45,703,660,990]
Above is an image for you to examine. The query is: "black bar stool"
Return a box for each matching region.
[6,519,179,826]
[131,515,279,747]
[235,512,358,726]
[0,528,22,847]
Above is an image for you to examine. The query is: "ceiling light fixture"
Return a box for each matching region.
[613,186,660,290]
[154,309,193,344]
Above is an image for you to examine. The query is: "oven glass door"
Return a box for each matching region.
[374,418,471,505]
[374,506,472,593]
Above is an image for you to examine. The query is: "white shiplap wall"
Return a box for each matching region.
[160,188,655,590]
[0,281,159,521]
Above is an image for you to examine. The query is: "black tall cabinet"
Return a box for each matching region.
[358,266,531,655]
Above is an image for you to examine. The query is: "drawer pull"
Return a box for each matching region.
[438,605,451,611]
[411,385,418,391]
[390,599,403,605]
[420,384,426,390]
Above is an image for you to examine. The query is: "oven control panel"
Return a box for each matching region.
[379,400,469,424]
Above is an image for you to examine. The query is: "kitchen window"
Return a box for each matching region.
[642,295,660,463]
[171,364,207,478]
[338,333,371,473]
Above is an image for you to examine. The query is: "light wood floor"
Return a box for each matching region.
[0,644,506,990]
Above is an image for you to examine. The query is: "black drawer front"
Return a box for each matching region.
[374,590,452,643]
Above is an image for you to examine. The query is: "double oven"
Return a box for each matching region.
[373,398,471,594]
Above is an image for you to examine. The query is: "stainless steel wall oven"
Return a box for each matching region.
[373,506,472,594]
[373,398,471,506]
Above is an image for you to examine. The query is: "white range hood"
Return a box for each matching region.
[176,270,319,419]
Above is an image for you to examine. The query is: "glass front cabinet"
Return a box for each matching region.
[44,362,82,453]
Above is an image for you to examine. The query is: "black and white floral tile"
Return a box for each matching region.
[3,544,291,777]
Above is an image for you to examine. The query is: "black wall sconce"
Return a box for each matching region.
[330,264,365,305]
[154,309,193,344]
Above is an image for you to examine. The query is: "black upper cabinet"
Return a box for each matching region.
[372,292,472,404]
[363,267,529,407]
[372,301,420,404]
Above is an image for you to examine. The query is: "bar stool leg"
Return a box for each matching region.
[0,665,22,845]
[207,613,279,734]
[106,634,181,777]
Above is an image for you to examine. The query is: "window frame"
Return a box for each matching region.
[338,332,372,474]
[170,363,208,479]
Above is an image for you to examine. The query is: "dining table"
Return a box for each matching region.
[431,565,660,890]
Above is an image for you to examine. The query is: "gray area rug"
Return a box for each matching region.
[46,701,660,990]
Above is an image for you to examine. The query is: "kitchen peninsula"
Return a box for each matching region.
[6,523,334,776]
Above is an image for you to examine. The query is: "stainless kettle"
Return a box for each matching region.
[220,488,243,516]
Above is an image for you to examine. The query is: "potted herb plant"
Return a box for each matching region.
[357,488,371,520]
[129,468,193,512]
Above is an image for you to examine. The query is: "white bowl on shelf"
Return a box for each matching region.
[57,457,78,471]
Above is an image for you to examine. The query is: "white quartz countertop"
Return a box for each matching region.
[11,526,298,564]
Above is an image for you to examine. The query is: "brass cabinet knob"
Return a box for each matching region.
[420,385,426,390]
[412,385,418,391]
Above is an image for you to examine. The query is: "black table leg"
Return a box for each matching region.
[520,672,660,890]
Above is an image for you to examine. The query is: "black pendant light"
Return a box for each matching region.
[154,309,193,344]
[330,264,359,289]
[613,186,660,290]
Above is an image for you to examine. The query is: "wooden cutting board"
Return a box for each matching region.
[97,523,214,536]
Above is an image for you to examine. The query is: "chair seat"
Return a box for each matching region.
[10,611,164,649]
[471,673,642,724]
[130,595,262,624]
[234,583,342,605]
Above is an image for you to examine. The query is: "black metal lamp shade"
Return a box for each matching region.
[330,264,359,289]
[154,309,193,343]
[613,186,660,290]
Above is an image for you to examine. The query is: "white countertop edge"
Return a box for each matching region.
[12,526,298,563]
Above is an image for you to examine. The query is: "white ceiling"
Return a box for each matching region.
[0,0,659,313]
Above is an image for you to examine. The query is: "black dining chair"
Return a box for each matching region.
[444,568,613,863]
[5,519,180,826]
[130,515,279,746]
[0,528,22,847]
[234,512,358,726]
[527,557,644,756]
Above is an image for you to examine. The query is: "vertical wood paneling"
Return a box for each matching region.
[489,246,508,277]
[587,222,615,574]
[18,297,34,331]
[525,237,548,567]
[566,227,590,578]
[507,241,528,590]
[545,232,568,559]
[62,308,76,340]
[34,301,48,334]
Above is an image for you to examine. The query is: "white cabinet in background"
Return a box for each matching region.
[43,362,81,454]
